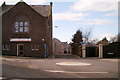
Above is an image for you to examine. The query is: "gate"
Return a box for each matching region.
[86,47,98,57]
[103,42,120,58]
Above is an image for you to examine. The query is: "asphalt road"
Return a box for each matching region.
[54,54,80,59]
[0,56,119,79]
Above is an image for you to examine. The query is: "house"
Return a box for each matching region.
[53,38,63,54]
[62,42,71,54]
[2,1,53,57]
[53,38,71,54]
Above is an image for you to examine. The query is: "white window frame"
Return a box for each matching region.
[3,44,9,50]
[31,44,40,51]
[35,44,40,50]
[3,45,6,50]
[6,44,9,50]
[31,44,35,51]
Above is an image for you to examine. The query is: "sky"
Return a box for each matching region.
[0,0,119,42]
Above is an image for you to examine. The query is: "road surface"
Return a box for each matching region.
[0,56,119,80]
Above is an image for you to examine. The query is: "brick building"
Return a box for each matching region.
[1,1,53,57]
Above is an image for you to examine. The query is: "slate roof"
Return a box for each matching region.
[1,2,51,17]
[30,5,51,17]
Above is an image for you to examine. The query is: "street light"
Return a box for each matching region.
[42,39,45,41]
[42,38,47,58]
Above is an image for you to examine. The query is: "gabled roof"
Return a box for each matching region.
[1,2,51,17]
[53,38,61,43]
[84,42,97,47]
[30,5,51,17]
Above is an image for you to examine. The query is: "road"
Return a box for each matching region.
[0,55,119,79]
[54,54,80,59]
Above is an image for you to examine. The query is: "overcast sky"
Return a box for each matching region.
[0,0,119,42]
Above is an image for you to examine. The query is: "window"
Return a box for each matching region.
[24,22,29,32]
[14,16,29,33]
[31,44,40,51]
[19,27,23,32]
[36,44,40,50]
[3,45,5,50]
[3,44,9,50]
[24,27,28,32]
[15,22,19,32]
[24,22,29,26]
[15,22,19,26]
[20,22,23,26]
[31,44,35,50]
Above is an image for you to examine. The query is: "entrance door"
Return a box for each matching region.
[17,44,24,56]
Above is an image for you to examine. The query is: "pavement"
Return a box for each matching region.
[0,55,119,79]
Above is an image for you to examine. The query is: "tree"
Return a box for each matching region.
[97,37,109,45]
[71,30,83,56]
[110,35,118,43]
[83,28,92,43]
[109,34,120,43]
[91,38,99,44]
[118,34,120,42]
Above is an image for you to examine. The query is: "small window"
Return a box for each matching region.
[15,29,19,32]
[15,27,19,32]
[19,27,23,32]
[24,22,29,26]
[31,44,40,51]
[20,22,23,26]
[3,44,9,50]
[31,44,35,50]
[36,44,40,50]
[6,44,9,50]
[24,27,28,32]
[15,25,19,29]
[3,45,6,50]
[15,22,19,26]
[15,22,19,32]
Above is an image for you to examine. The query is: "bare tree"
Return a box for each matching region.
[118,34,120,42]
[91,38,99,44]
[110,35,118,43]
[83,28,92,43]
[110,34,120,43]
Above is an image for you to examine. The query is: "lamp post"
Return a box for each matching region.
[42,38,47,58]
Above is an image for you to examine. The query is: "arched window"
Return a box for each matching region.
[14,16,29,33]
[15,22,19,32]
[24,22,29,26]
[15,22,19,26]
[20,22,23,26]
[24,22,29,32]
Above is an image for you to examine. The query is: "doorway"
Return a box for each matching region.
[17,44,24,56]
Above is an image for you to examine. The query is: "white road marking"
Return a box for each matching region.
[44,70,108,74]
[11,78,26,80]
[56,62,91,66]
[0,77,6,79]
[100,59,118,62]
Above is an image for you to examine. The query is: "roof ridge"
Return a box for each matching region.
[2,2,51,17]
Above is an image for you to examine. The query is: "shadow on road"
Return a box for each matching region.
[2,63,52,79]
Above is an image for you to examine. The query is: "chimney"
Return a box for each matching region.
[50,2,53,7]
[2,1,6,6]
